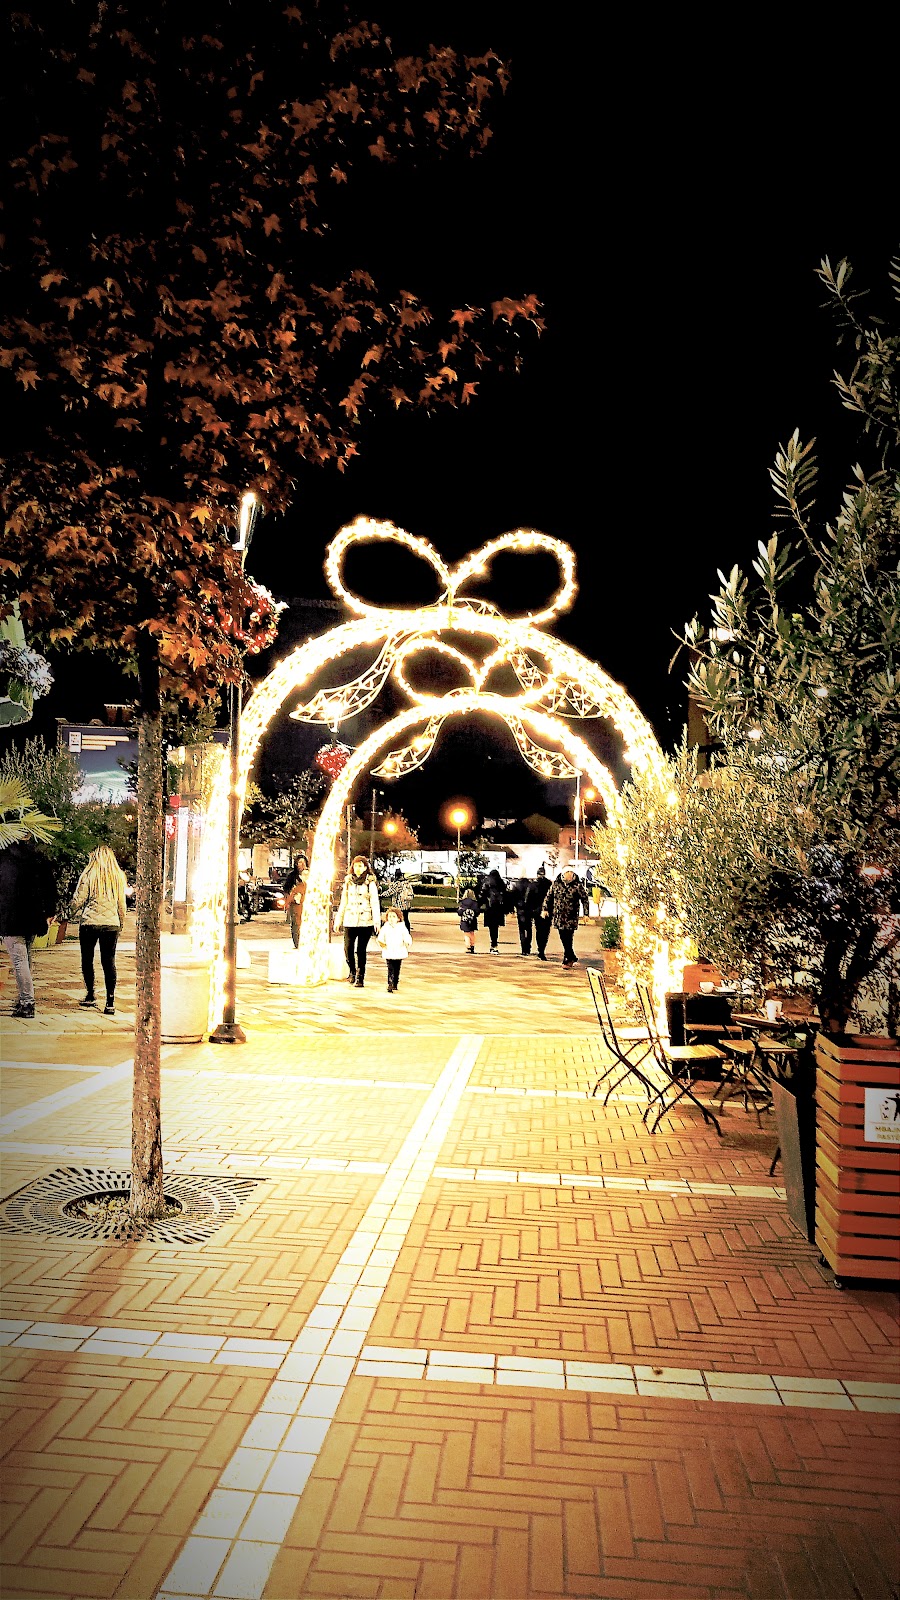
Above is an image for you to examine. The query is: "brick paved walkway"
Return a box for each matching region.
[1,915,898,1598]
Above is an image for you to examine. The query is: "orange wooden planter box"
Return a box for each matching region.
[815,1034,900,1282]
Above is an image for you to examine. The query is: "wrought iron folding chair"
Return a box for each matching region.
[636,983,723,1137]
[587,967,655,1104]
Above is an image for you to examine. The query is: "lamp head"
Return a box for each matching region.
[234,492,259,553]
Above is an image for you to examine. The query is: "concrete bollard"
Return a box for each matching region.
[160,954,212,1043]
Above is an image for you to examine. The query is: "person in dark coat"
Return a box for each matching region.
[0,839,56,1018]
[283,853,309,949]
[526,866,551,959]
[509,868,535,956]
[477,868,506,954]
[541,868,589,968]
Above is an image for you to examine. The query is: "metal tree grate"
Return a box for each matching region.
[0,1167,263,1244]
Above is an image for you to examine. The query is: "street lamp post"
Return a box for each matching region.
[573,779,597,867]
[449,805,469,876]
[369,787,383,861]
[210,491,259,1045]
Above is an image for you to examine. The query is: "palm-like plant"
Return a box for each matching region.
[0,777,62,849]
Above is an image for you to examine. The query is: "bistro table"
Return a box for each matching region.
[731,1011,795,1035]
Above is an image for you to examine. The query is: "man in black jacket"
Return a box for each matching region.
[525,866,552,960]
[508,868,534,956]
[0,839,56,1018]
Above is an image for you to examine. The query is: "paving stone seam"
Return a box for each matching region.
[3,1318,897,1412]
[157,1032,484,1600]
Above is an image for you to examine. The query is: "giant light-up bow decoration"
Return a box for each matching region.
[189,517,681,1007]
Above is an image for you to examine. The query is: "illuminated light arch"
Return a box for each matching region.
[189,519,678,1016]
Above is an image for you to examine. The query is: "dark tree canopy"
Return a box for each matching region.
[1,0,541,699]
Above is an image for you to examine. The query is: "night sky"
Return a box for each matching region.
[25,7,897,843]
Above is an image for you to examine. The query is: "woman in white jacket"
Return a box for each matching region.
[334,854,381,988]
[70,845,127,1014]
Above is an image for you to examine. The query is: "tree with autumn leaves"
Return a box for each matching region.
[0,3,542,1218]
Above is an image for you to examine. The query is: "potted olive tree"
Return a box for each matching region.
[683,256,899,1279]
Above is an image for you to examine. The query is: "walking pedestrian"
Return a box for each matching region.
[477,868,506,954]
[0,837,56,1019]
[70,844,127,1015]
[334,854,381,987]
[375,905,413,992]
[458,886,478,954]
[283,853,309,949]
[527,866,551,960]
[510,868,535,955]
[392,873,413,932]
[541,868,588,968]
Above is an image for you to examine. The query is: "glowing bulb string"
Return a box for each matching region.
[189,520,679,1020]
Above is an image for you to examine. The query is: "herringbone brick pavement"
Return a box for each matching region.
[1,1173,380,1339]
[265,1374,900,1599]
[366,1179,900,1381]
[3,929,900,1599]
[0,1350,272,1599]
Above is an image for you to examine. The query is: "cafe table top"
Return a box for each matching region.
[731,1011,794,1029]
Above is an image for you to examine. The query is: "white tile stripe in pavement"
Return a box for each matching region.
[0,1141,787,1200]
[0,1055,139,1137]
[2,1315,897,1415]
[158,1032,484,1600]
[0,1043,177,1145]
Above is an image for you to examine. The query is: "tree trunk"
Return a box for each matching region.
[130,641,165,1220]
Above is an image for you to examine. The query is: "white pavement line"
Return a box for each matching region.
[431,1165,787,1200]
[158,1033,483,1600]
[163,1069,436,1091]
[0,1057,133,1138]
[351,1345,900,1412]
[0,1060,108,1074]
[0,1046,177,1140]
[5,1312,897,1416]
[0,1144,392,1176]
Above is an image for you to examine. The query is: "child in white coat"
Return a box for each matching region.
[376,906,413,993]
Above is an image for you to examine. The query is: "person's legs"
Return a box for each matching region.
[355,927,372,984]
[98,929,118,1006]
[517,912,532,955]
[464,932,475,952]
[487,916,500,951]
[3,934,34,1006]
[290,905,302,949]
[344,928,356,980]
[560,927,576,965]
[535,917,550,958]
[79,925,99,999]
[403,911,411,933]
[386,958,401,991]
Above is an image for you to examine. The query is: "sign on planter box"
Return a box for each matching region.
[863,1087,900,1145]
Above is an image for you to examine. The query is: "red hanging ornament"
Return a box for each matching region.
[315,741,351,780]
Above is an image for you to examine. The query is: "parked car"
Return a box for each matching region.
[255,880,287,913]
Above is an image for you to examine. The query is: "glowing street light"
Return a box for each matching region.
[449,804,471,870]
